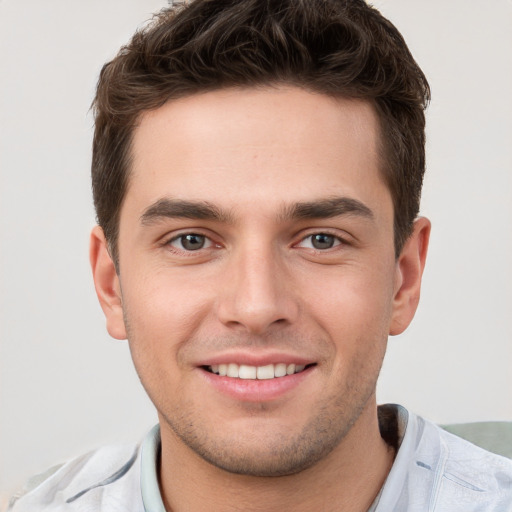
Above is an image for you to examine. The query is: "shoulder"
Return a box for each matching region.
[414,413,512,510]
[376,405,512,512]
[8,442,143,512]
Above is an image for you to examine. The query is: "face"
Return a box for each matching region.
[92,86,427,477]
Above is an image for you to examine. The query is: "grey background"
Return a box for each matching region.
[1,0,511,503]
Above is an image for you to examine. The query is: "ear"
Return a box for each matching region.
[89,225,127,340]
[389,217,431,336]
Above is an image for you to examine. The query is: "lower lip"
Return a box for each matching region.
[199,366,314,402]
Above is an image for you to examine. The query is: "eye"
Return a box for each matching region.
[297,233,342,250]
[168,233,213,251]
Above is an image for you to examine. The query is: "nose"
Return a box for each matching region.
[216,242,300,335]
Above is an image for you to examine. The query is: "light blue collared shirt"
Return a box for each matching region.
[8,405,512,511]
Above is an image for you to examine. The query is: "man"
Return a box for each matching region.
[8,0,512,511]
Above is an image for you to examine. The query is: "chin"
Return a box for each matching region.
[163,402,359,477]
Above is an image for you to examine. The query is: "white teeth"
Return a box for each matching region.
[208,362,309,379]
[256,364,274,380]
[274,363,287,377]
[227,363,239,378]
[239,365,257,379]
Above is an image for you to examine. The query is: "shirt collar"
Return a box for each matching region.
[140,424,166,512]
[140,405,410,512]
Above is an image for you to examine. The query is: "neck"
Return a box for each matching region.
[158,400,395,512]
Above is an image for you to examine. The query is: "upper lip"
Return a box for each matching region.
[196,351,316,368]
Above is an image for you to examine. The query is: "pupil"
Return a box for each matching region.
[312,234,334,249]
[182,234,205,250]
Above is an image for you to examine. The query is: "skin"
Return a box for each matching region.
[91,86,430,511]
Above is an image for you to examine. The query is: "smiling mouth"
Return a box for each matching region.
[203,363,315,380]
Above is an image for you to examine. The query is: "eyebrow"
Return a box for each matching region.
[281,197,374,222]
[140,198,234,225]
[140,196,374,226]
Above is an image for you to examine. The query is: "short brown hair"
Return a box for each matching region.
[92,0,430,267]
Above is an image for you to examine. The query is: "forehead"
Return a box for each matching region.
[126,86,389,218]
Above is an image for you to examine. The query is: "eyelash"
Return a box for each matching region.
[295,232,348,251]
[163,230,348,255]
[165,232,217,253]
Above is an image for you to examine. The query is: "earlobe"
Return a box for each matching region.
[389,217,431,336]
[89,226,127,340]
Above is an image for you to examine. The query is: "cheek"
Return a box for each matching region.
[124,266,209,328]
[301,260,396,344]
[121,271,212,375]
